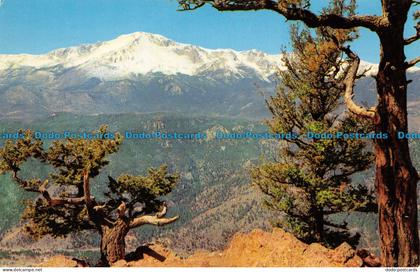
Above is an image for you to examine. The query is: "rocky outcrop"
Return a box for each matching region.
[36,228,370,267]
[115,228,363,267]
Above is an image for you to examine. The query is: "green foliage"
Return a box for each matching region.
[0,113,271,254]
[0,130,43,175]
[47,125,122,185]
[252,6,376,248]
[22,199,90,239]
[0,125,179,240]
[106,165,179,216]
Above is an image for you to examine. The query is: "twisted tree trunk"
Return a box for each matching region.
[96,203,179,266]
[374,25,420,266]
[100,219,130,266]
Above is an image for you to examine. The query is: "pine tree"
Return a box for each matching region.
[251,20,376,248]
[0,126,179,266]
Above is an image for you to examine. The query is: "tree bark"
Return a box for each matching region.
[374,24,420,266]
[99,219,130,266]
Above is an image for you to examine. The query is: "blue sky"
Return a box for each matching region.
[0,0,418,63]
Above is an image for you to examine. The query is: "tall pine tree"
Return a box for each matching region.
[252,21,376,248]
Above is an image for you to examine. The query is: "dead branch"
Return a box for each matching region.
[129,215,179,228]
[406,56,420,68]
[83,170,92,205]
[155,202,167,218]
[117,202,127,218]
[341,46,376,119]
[404,33,419,45]
[181,1,385,31]
[129,204,178,228]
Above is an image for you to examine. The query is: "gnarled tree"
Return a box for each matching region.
[178,0,420,266]
[0,127,179,266]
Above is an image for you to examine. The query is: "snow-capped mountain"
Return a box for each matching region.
[0,32,283,81]
[0,32,418,121]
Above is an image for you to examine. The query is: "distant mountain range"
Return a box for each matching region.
[0,32,283,80]
[1,32,418,121]
[0,33,419,264]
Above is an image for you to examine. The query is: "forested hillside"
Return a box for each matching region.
[0,112,275,262]
[0,111,405,265]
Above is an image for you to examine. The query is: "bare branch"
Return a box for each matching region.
[82,169,113,226]
[404,33,419,45]
[35,169,114,227]
[10,170,40,192]
[129,215,179,229]
[46,196,85,206]
[274,3,384,31]
[11,168,89,207]
[38,179,86,206]
[182,1,385,31]
[406,56,420,68]
[117,202,127,218]
[83,170,92,206]
[155,202,167,218]
[341,46,376,119]
[129,204,179,228]
[178,1,205,11]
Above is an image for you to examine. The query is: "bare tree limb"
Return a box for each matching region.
[180,1,385,31]
[404,33,419,45]
[38,180,86,206]
[81,170,115,227]
[178,1,205,10]
[11,170,40,192]
[11,170,87,205]
[117,202,127,219]
[406,56,420,68]
[45,196,86,206]
[83,170,92,206]
[129,204,179,228]
[155,202,167,218]
[129,215,179,228]
[43,195,85,206]
[341,46,376,119]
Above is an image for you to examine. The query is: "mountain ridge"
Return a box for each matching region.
[0,32,283,81]
[0,31,418,122]
[2,31,415,80]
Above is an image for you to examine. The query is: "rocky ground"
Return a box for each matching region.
[37,228,379,267]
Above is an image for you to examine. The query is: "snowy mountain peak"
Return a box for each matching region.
[117,31,175,45]
[0,32,416,81]
[0,32,283,81]
[50,32,173,55]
